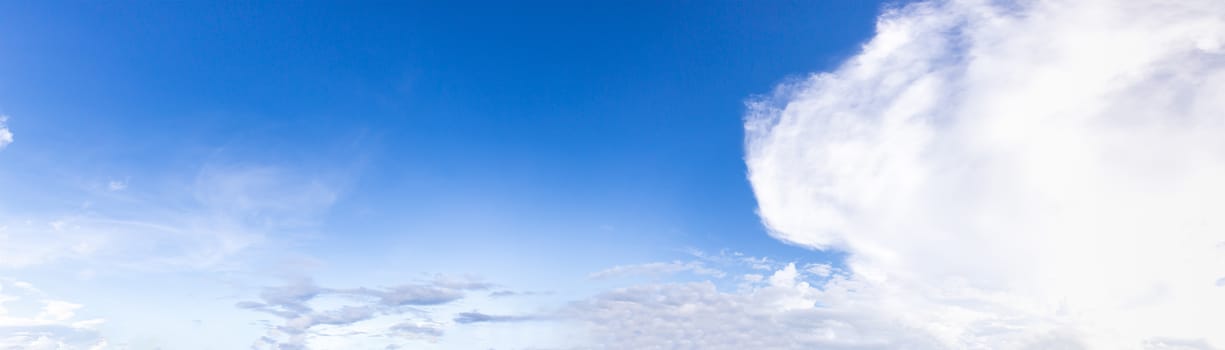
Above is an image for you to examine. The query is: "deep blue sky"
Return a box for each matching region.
[1,1,886,263]
[0,0,890,290]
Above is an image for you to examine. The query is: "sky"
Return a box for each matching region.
[2,0,1225,349]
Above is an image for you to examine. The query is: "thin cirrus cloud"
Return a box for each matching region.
[0,164,338,270]
[587,260,726,280]
[745,0,1225,348]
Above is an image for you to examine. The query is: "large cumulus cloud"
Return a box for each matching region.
[745,0,1225,348]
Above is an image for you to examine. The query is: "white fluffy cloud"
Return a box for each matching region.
[745,0,1225,348]
[0,115,12,150]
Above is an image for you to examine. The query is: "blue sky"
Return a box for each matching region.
[0,0,880,261]
[6,1,1225,349]
[0,1,883,348]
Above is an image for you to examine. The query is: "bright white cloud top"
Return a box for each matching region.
[746,0,1225,348]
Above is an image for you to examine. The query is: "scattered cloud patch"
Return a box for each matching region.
[239,276,491,349]
[0,115,12,150]
[564,251,880,348]
[569,263,937,349]
[388,322,444,338]
[0,279,108,349]
[105,180,126,192]
[452,311,537,324]
[488,290,553,298]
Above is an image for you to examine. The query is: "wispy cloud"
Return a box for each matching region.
[745,0,1225,347]
[488,290,553,298]
[387,322,443,338]
[105,180,126,192]
[589,261,725,280]
[0,164,338,270]
[452,311,538,324]
[0,279,107,349]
